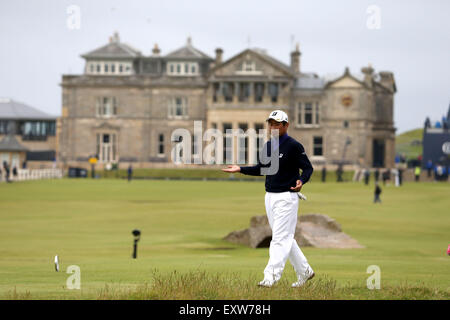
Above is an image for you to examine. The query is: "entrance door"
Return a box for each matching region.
[97,133,117,163]
[372,139,385,168]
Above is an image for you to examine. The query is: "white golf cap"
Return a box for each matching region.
[267,110,288,123]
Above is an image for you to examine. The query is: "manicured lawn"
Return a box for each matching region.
[0,178,448,299]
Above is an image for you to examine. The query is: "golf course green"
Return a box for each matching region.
[0,178,449,299]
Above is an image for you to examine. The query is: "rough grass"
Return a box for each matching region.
[395,128,423,160]
[95,270,448,300]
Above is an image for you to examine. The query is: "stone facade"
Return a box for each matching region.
[59,34,396,170]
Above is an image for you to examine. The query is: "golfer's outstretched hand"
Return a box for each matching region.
[222,165,241,173]
[290,179,303,192]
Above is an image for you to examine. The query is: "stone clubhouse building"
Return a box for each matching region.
[59,32,397,169]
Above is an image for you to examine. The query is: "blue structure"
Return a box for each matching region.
[422,104,450,176]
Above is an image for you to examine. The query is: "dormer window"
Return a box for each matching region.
[167,62,199,76]
[86,61,133,75]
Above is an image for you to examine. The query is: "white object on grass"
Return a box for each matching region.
[297,192,307,200]
[54,255,59,272]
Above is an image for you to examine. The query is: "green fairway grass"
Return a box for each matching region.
[0,178,449,299]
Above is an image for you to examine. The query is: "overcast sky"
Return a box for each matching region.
[0,0,449,134]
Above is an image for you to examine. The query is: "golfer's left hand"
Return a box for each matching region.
[290,180,303,192]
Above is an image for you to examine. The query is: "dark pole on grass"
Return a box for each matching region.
[132,229,141,259]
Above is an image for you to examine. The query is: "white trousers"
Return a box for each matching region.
[263,191,310,282]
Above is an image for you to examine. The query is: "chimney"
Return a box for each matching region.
[361,63,374,88]
[113,32,120,43]
[379,71,396,93]
[187,36,192,46]
[290,43,301,74]
[152,43,161,56]
[215,48,223,66]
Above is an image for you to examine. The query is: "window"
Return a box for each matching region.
[255,123,265,162]
[238,83,250,102]
[97,64,101,73]
[158,134,165,155]
[243,61,255,72]
[255,83,264,102]
[223,123,233,164]
[96,97,118,117]
[344,120,349,128]
[96,133,118,162]
[119,64,123,73]
[296,102,320,126]
[90,64,94,73]
[0,121,8,134]
[111,64,115,73]
[223,83,233,102]
[19,121,56,140]
[175,98,183,116]
[236,60,262,75]
[313,137,323,156]
[315,102,320,124]
[192,134,199,157]
[104,64,109,73]
[168,62,199,76]
[213,83,220,102]
[269,83,279,102]
[297,102,302,125]
[237,123,248,164]
[169,97,188,118]
[304,103,313,124]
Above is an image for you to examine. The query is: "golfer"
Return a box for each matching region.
[222,110,315,288]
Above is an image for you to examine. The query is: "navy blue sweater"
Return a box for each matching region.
[240,135,313,192]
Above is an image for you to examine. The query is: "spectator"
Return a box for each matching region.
[401,154,407,163]
[443,116,448,130]
[424,117,431,129]
[374,182,382,203]
[392,168,400,187]
[374,168,380,182]
[336,165,343,182]
[363,168,370,185]
[382,168,390,186]
[398,168,403,186]
[12,166,18,178]
[2,161,11,183]
[414,166,421,182]
[426,160,433,177]
[127,164,133,182]
[434,165,447,181]
[321,166,327,182]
